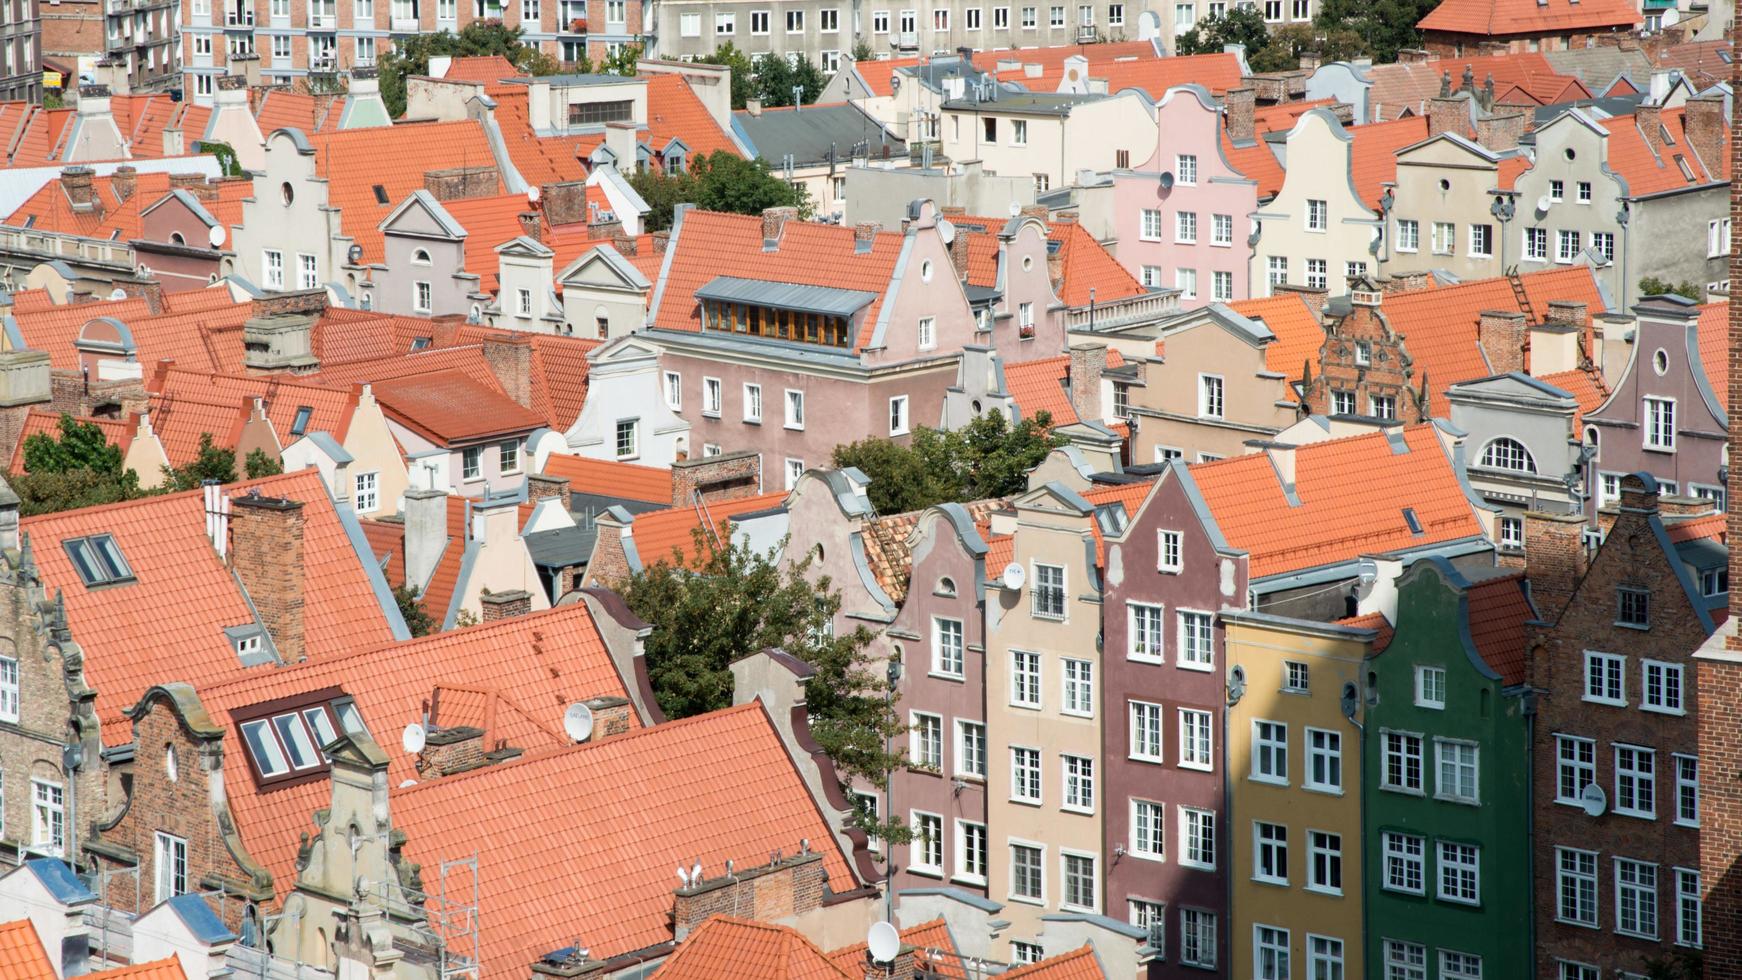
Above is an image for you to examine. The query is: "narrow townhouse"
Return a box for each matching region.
[1222,611,1372,980]
[1362,558,1537,979]
[983,478,1151,963]
[1387,115,1531,283]
[1527,475,1718,978]
[1584,297,1727,509]
[1100,460,1247,974]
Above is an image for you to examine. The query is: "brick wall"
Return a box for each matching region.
[480,589,532,621]
[670,853,827,938]
[482,334,534,409]
[1302,300,1424,421]
[670,450,761,507]
[1522,510,1588,623]
[229,493,306,663]
[417,726,487,777]
[423,166,502,202]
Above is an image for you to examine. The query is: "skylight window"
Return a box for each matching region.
[410,337,432,351]
[1402,508,1423,534]
[64,534,134,587]
[373,184,389,205]
[290,406,313,436]
[236,695,371,785]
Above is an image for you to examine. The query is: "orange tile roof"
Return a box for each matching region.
[652,916,853,979]
[1418,0,1636,35]
[1667,511,1725,544]
[1465,570,1535,685]
[193,602,636,909]
[1366,54,1587,120]
[1220,101,1316,200]
[1598,107,1728,197]
[372,369,547,444]
[630,491,788,570]
[444,55,525,83]
[1233,292,1324,376]
[971,40,1165,91]
[1497,154,1531,190]
[652,210,904,350]
[1001,946,1106,980]
[306,120,505,264]
[306,344,500,391]
[8,107,74,168]
[542,455,671,504]
[1335,611,1395,651]
[1003,350,1132,427]
[644,73,741,160]
[860,499,1005,603]
[1535,367,1608,426]
[1374,266,1606,415]
[88,959,189,980]
[3,170,176,240]
[25,469,397,745]
[111,94,212,161]
[312,308,467,365]
[8,410,130,474]
[1697,301,1727,411]
[1062,51,1245,98]
[445,325,603,429]
[149,365,358,444]
[826,918,961,977]
[0,920,57,980]
[146,390,246,466]
[1050,220,1145,306]
[846,56,927,98]
[385,703,856,970]
[1655,39,1733,90]
[1350,116,1430,211]
[358,495,468,619]
[254,89,344,137]
[1190,425,1486,579]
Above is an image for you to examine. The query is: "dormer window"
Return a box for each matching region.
[64,534,134,587]
[235,692,371,787]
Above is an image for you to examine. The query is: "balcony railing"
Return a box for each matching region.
[1065,288,1180,332]
[0,226,135,269]
[223,10,254,26]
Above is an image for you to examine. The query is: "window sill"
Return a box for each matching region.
[1553,917,1600,930]
[1433,795,1481,807]
[1303,785,1344,797]
[1248,775,1288,787]
[951,874,988,887]
[1581,696,1627,707]
[1303,885,1343,898]
[908,866,944,880]
[1179,761,1214,772]
[1251,876,1289,888]
[1007,894,1046,907]
[1128,654,1165,665]
[743,418,761,426]
[1061,805,1095,816]
[1130,754,1166,765]
[928,671,965,683]
[1177,662,1214,673]
[1177,861,1216,873]
[1613,809,1658,821]
[1010,797,1043,808]
[1379,785,1425,797]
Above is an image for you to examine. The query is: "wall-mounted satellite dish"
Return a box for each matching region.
[937,218,955,245]
[1580,782,1607,818]
[347,243,364,265]
[866,921,901,964]
[890,75,903,94]
[1536,194,1554,214]
[208,223,226,248]
[401,722,426,754]
[1001,561,1026,591]
[563,702,595,743]
[528,185,542,204]
[1158,170,1175,190]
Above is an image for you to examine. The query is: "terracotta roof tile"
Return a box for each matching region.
[1050,220,1146,306]
[1366,54,1587,120]
[1233,292,1325,376]
[1667,512,1725,544]
[145,390,247,465]
[1219,101,1316,199]
[1004,354,1081,425]
[358,497,468,617]
[24,469,397,745]
[1464,570,1536,685]
[194,602,636,917]
[651,916,853,979]
[1190,425,1486,579]
[1418,0,1636,36]
[443,55,524,83]
[652,210,906,350]
[985,529,1014,571]
[0,920,57,980]
[306,344,501,390]
[150,366,358,444]
[88,959,189,980]
[630,491,788,570]
[371,369,547,444]
[1535,367,1608,426]
[1001,946,1106,980]
[312,308,466,365]
[861,499,1003,603]
[1350,116,1430,210]
[3,170,174,240]
[1335,611,1395,651]
[1654,39,1733,90]
[1698,301,1727,411]
[1598,106,1726,198]
[826,918,962,978]
[542,455,671,504]
[970,40,1170,91]
[383,703,856,970]
[845,56,927,98]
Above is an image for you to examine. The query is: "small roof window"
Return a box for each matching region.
[236,691,371,787]
[1402,508,1423,534]
[290,405,314,436]
[64,534,134,587]
[373,184,389,205]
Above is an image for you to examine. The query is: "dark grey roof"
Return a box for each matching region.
[569,494,667,521]
[167,893,237,943]
[526,524,596,569]
[1676,535,1726,572]
[1530,93,1647,126]
[733,103,906,168]
[1542,47,1654,92]
[941,90,1100,114]
[695,275,879,317]
[24,858,96,904]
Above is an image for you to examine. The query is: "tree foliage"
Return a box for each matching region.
[617,530,908,838]
[11,413,146,516]
[377,21,560,117]
[750,52,827,108]
[162,433,238,492]
[1639,276,1704,301]
[695,42,758,109]
[1313,0,1434,64]
[394,584,437,637]
[627,149,811,230]
[244,449,283,479]
[832,410,1067,514]
[1175,8,1274,58]
[1176,6,1375,72]
[23,414,125,476]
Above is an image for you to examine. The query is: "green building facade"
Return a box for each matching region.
[1363,557,1536,979]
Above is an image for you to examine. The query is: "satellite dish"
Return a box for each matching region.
[1536,194,1554,213]
[527,185,542,204]
[866,921,901,964]
[107,287,127,301]
[563,703,595,743]
[347,243,364,265]
[891,75,903,94]
[1001,562,1026,591]
[1580,782,1608,817]
[208,223,226,248]
[937,218,955,245]
[1357,559,1379,585]
[401,722,426,754]
[1158,170,1175,190]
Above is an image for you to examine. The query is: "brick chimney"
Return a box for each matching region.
[110,165,136,203]
[853,221,879,254]
[1397,47,1431,63]
[482,332,534,408]
[422,165,500,202]
[517,211,543,243]
[949,225,971,278]
[1683,95,1725,178]
[1425,96,1469,138]
[1521,509,1588,624]
[582,695,634,739]
[761,206,799,248]
[1476,310,1526,375]
[1659,494,1717,517]
[417,725,488,777]
[1224,87,1256,143]
[60,167,98,212]
[670,450,762,506]
[528,473,571,509]
[1068,343,1104,422]
[480,588,532,621]
[671,852,827,941]
[541,181,587,226]
[229,491,306,663]
[1474,112,1526,151]
[1636,103,1665,159]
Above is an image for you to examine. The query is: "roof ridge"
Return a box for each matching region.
[19,468,325,526]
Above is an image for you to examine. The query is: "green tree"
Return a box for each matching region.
[1252,23,1367,71]
[832,409,1066,514]
[696,42,757,108]
[162,433,238,491]
[1313,0,1433,64]
[1175,7,1272,56]
[23,414,125,476]
[617,531,909,842]
[377,21,560,117]
[600,42,642,75]
[850,39,875,63]
[394,584,437,637]
[1639,276,1704,301]
[10,468,150,517]
[752,52,795,106]
[626,149,810,230]
[244,449,283,479]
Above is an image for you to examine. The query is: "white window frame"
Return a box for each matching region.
[0,655,18,723]
[1381,729,1424,794]
[931,617,965,678]
[1250,719,1288,786]
[1157,529,1182,573]
[1556,846,1598,926]
[742,383,762,423]
[1674,754,1699,828]
[1306,830,1342,896]
[1177,609,1213,670]
[663,370,681,410]
[1434,737,1480,805]
[784,388,806,430]
[1011,745,1042,803]
[1253,821,1289,885]
[1436,841,1480,905]
[1009,839,1046,903]
[1180,806,1216,870]
[1061,658,1094,717]
[1642,659,1685,715]
[909,710,943,770]
[1414,665,1446,709]
[1305,726,1341,794]
[1381,831,1425,895]
[1060,849,1098,913]
[1615,858,1659,940]
[353,471,379,513]
[1555,734,1596,805]
[1128,601,1165,662]
[955,720,986,779]
[1614,744,1657,819]
[154,831,189,903]
[1130,798,1165,860]
[1130,700,1164,762]
[910,809,944,874]
[1062,754,1095,814]
[702,377,722,417]
[1010,650,1041,708]
[1582,651,1625,706]
[955,819,988,884]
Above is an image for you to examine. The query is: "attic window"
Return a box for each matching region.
[1674,155,1695,182]
[235,691,371,787]
[1046,240,1063,255]
[1402,508,1423,534]
[372,184,389,205]
[410,337,432,351]
[290,406,313,436]
[64,534,134,587]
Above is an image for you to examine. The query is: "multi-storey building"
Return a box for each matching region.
[0,0,39,102]
[1223,610,1370,980]
[45,0,175,94]
[1528,475,1718,978]
[1362,558,1536,979]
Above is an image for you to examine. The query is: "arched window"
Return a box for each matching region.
[411,248,432,266]
[1480,437,1536,473]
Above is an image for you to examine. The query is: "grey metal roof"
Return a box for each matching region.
[24,858,96,904]
[695,275,879,317]
[733,103,906,168]
[1676,535,1726,572]
[941,90,1099,114]
[526,524,596,568]
[1530,92,1647,125]
[1542,47,1654,92]
[167,892,238,944]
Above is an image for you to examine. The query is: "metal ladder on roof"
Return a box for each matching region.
[693,490,723,552]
